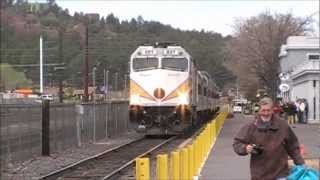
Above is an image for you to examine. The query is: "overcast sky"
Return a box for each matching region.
[53,0,319,36]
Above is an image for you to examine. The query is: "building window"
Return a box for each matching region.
[307,53,320,60]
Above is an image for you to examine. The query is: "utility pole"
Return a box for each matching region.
[40,35,43,94]
[83,26,89,102]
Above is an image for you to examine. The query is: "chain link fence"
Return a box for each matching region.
[0,101,129,166]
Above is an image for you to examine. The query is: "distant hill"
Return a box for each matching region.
[0,0,235,90]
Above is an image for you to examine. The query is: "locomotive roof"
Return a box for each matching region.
[131,43,190,58]
[141,42,180,48]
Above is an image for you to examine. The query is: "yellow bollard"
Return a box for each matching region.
[201,133,205,162]
[188,144,194,179]
[136,158,150,180]
[193,140,199,176]
[216,117,220,134]
[208,125,211,148]
[199,135,203,163]
[211,122,215,142]
[171,151,180,180]
[209,123,213,145]
[194,139,200,175]
[212,122,216,143]
[156,154,168,180]
[181,148,189,180]
[206,127,210,154]
[204,129,208,155]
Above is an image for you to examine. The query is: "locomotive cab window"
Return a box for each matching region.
[132,58,159,71]
[161,58,188,72]
[308,53,320,60]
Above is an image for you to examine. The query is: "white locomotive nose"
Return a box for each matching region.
[153,88,165,99]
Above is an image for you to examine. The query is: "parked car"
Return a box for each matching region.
[41,94,53,101]
[233,103,242,113]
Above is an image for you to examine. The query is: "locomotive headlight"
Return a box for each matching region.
[178,92,189,105]
[130,94,141,105]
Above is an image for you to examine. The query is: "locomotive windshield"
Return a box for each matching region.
[161,58,188,72]
[132,57,159,71]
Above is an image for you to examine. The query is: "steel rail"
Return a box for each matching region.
[37,136,145,180]
[101,136,177,180]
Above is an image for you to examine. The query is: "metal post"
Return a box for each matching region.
[115,72,118,132]
[92,66,96,143]
[92,66,96,101]
[124,74,128,130]
[42,100,50,156]
[124,74,127,91]
[106,70,109,98]
[105,70,109,138]
[115,72,118,91]
[104,69,106,101]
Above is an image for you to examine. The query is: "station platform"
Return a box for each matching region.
[199,114,320,180]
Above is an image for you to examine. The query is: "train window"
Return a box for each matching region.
[132,58,158,71]
[308,53,320,60]
[161,58,188,72]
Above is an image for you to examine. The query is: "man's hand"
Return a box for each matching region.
[246,144,254,154]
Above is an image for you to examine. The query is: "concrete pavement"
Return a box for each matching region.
[199,114,320,180]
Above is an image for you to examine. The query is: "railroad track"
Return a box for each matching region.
[115,125,206,180]
[38,136,176,180]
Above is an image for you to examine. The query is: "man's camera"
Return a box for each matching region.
[251,144,264,155]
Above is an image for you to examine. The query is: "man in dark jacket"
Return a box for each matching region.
[287,102,297,124]
[233,97,304,180]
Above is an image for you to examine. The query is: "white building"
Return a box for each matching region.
[279,36,320,123]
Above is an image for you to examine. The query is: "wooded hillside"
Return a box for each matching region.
[0,0,235,91]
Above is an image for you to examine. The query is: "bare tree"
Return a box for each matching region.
[227,11,312,100]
